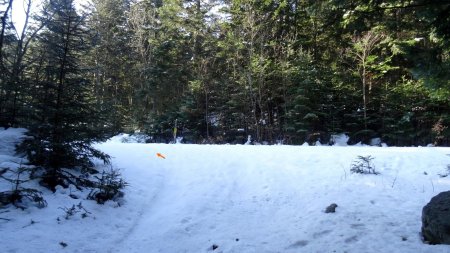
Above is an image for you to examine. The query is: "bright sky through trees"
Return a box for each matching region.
[8,0,84,34]
[9,0,39,34]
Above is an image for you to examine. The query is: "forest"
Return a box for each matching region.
[1,0,449,147]
[1,2,450,250]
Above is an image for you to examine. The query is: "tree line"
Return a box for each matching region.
[1,0,449,149]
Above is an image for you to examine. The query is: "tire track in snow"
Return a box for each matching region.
[110,175,166,250]
[106,145,283,253]
[97,143,168,253]
[104,145,241,253]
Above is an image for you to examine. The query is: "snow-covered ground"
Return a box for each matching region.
[1,128,450,253]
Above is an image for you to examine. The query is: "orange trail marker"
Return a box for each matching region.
[156,153,166,159]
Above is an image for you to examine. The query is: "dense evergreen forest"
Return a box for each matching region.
[1,0,449,146]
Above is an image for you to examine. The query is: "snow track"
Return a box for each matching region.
[99,144,450,253]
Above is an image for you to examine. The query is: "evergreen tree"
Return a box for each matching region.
[1,0,445,147]
[89,0,135,132]
[20,0,110,190]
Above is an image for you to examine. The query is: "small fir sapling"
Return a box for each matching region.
[88,168,127,204]
[350,155,379,175]
[58,202,91,220]
[0,164,47,209]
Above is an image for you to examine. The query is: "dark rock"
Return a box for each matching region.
[422,191,450,244]
[69,194,79,199]
[325,203,338,213]
[212,244,219,250]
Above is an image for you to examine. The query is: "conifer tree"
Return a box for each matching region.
[21,0,110,190]
[89,0,135,132]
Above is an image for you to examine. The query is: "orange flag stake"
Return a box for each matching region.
[156,153,166,159]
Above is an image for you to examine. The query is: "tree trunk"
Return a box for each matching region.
[0,0,13,66]
[362,65,367,130]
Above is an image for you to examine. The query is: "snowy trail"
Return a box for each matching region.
[104,144,282,253]
[97,143,450,253]
[3,129,450,253]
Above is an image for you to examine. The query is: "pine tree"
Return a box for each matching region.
[89,0,135,132]
[0,0,15,127]
[20,0,110,191]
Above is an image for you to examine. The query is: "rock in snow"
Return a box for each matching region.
[325,203,338,213]
[422,191,450,244]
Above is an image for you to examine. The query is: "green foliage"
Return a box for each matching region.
[0,166,47,209]
[1,0,449,148]
[87,168,127,204]
[15,0,114,191]
[350,155,379,175]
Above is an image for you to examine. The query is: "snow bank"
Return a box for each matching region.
[331,133,350,146]
[108,133,151,143]
[0,127,27,155]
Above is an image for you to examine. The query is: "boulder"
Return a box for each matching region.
[422,191,450,244]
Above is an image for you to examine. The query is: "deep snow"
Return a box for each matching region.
[1,128,450,253]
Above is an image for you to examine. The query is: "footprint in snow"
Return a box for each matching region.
[344,235,358,243]
[350,223,365,230]
[180,217,191,224]
[286,240,309,249]
[313,230,332,239]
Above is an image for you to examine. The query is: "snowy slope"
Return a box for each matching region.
[1,129,450,253]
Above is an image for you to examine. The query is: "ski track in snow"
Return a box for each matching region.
[98,144,450,253]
